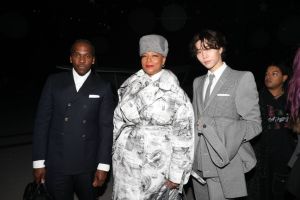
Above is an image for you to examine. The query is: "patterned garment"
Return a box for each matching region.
[112,69,194,200]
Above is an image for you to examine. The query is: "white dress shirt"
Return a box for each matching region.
[203,62,227,101]
[73,68,91,92]
[33,68,110,172]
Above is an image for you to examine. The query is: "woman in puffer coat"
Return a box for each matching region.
[112,34,194,200]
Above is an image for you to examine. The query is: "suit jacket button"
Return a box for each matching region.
[67,103,71,107]
[203,124,206,128]
[82,120,87,124]
[64,117,69,122]
[81,134,86,139]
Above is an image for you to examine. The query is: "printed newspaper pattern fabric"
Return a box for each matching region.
[112,69,194,200]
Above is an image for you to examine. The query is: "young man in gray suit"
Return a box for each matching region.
[190,29,262,200]
[32,39,115,200]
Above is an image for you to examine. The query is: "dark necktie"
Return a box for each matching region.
[204,74,215,106]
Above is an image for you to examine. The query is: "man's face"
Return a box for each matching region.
[264,65,287,90]
[195,40,223,72]
[70,42,95,76]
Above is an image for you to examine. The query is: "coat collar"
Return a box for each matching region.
[119,69,181,106]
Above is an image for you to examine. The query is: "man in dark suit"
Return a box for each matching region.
[190,29,262,199]
[32,39,115,200]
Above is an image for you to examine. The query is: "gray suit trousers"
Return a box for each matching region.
[192,177,228,200]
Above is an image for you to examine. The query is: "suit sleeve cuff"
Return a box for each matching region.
[97,163,110,171]
[33,160,45,168]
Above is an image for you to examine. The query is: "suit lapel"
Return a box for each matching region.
[67,71,97,105]
[204,67,232,110]
[63,71,77,99]
[197,76,206,111]
[76,72,97,98]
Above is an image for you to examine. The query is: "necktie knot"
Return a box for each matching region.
[208,74,215,82]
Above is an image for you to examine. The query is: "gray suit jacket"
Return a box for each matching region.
[192,66,262,198]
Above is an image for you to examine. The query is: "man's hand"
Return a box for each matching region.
[165,179,179,189]
[92,170,108,187]
[33,168,46,184]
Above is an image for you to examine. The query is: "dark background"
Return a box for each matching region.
[1,0,300,136]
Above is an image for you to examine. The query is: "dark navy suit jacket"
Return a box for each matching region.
[32,71,115,174]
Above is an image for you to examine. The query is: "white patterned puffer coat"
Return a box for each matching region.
[112,69,194,200]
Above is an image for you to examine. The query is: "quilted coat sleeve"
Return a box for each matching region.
[168,99,194,185]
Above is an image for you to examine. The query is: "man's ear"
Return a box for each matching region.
[283,75,288,82]
[219,47,223,54]
[70,56,72,63]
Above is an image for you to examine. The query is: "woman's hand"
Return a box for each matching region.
[164,179,179,189]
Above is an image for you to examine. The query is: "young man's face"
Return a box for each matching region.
[195,40,223,72]
[264,65,287,90]
[70,42,95,76]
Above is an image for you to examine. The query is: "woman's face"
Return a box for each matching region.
[141,51,166,76]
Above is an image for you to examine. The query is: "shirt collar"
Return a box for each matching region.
[72,68,91,83]
[207,62,227,80]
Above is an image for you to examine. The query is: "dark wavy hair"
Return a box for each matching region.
[287,48,300,120]
[190,29,227,59]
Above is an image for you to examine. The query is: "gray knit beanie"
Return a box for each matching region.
[139,34,169,57]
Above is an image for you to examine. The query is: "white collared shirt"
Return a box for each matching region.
[33,68,110,172]
[203,62,227,101]
[72,68,91,92]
